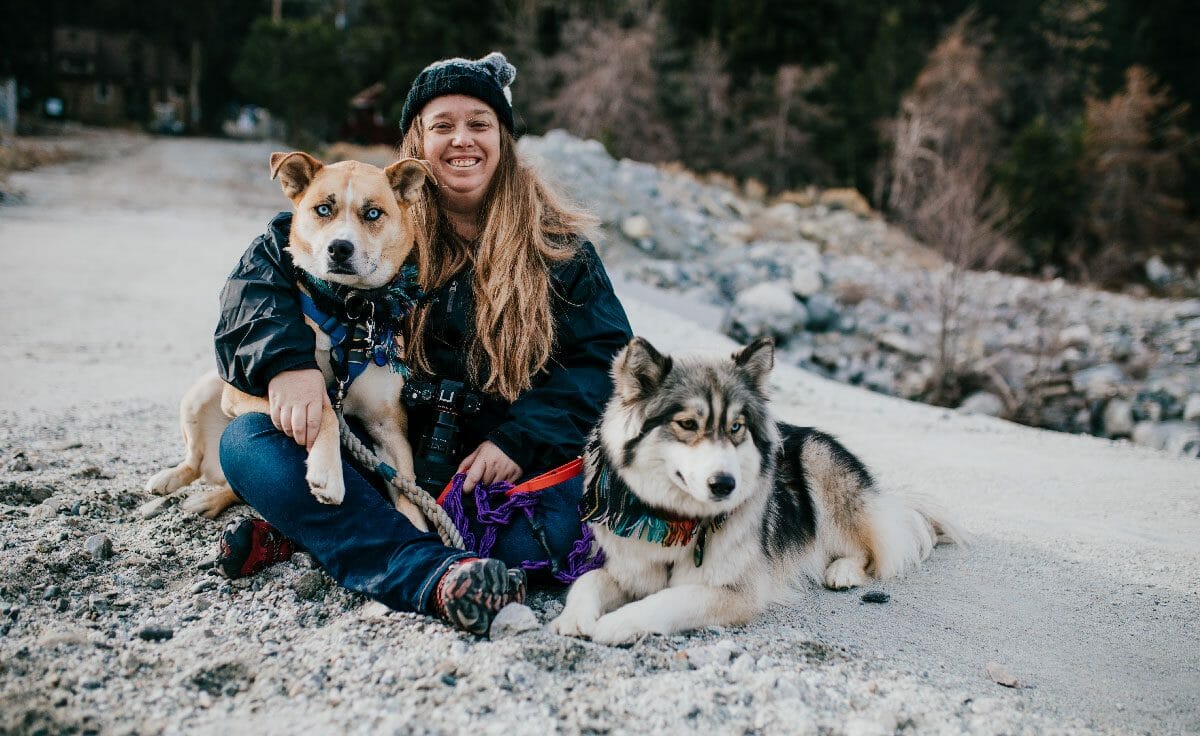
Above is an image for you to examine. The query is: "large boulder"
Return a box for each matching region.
[723,282,808,344]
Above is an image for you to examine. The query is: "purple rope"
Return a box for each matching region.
[440,472,605,583]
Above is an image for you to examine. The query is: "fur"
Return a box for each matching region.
[550,336,961,645]
[145,152,433,529]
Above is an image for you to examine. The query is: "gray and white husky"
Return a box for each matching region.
[550,336,960,645]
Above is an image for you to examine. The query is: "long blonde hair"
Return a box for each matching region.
[400,123,598,402]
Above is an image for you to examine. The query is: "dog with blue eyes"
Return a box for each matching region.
[147,152,434,529]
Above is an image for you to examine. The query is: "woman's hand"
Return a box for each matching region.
[267,368,328,450]
[458,441,522,492]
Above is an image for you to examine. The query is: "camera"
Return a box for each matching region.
[402,378,482,492]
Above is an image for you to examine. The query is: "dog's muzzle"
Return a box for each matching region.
[327,239,356,273]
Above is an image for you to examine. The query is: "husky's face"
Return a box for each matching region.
[270,152,434,289]
[603,336,780,516]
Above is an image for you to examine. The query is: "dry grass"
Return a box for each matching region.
[0,140,80,173]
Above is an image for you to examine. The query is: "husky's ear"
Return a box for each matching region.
[270,152,323,200]
[385,158,437,204]
[612,337,673,403]
[733,336,774,391]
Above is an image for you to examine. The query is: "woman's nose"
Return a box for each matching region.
[451,128,472,147]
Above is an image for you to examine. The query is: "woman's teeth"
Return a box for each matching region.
[449,158,479,168]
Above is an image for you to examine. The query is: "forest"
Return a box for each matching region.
[3,0,1197,288]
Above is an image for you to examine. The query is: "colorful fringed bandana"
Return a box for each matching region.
[581,442,726,567]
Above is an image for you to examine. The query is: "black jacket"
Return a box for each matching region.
[214,212,633,477]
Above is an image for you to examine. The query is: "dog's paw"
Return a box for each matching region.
[145,466,194,496]
[180,487,239,520]
[589,611,649,646]
[305,463,346,506]
[548,607,598,639]
[823,557,868,590]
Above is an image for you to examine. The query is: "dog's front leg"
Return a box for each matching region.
[548,568,629,638]
[303,402,346,505]
[590,584,760,645]
[346,370,426,530]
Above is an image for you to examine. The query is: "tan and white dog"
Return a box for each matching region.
[146,152,432,530]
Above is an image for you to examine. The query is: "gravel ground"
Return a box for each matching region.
[0,133,1197,735]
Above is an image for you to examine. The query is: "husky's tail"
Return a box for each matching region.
[866,493,968,579]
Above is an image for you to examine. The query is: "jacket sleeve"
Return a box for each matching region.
[486,241,633,472]
[214,214,318,396]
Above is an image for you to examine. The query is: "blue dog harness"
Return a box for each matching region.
[296,266,423,409]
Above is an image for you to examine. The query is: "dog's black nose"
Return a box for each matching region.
[328,239,354,263]
[708,473,736,499]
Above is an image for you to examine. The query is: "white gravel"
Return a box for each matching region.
[0,133,1196,735]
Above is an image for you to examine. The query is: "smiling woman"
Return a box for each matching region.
[207,52,633,636]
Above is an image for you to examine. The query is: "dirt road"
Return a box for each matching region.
[0,133,1196,735]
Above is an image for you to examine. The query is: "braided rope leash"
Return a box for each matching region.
[336,414,466,550]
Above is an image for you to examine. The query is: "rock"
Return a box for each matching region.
[685,639,740,669]
[958,392,1005,417]
[191,580,217,594]
[877,332,926,359]
[803,293,839,332]
[1102,399,1135,438]
[986,661,1022,688]
[292,571,327,600]
[85,534,114,561]
[490,603,539,638]
[724,282,808,344]
[1132,421,1200,458]
[136,496,171,519]
[1072,363,1127,401]
[136,625,174,642]
[1145,255,1171,287]
[818,187,873,217]
[1184,395,1200,423]
[620,214,652,241]
[73,465,115,480]
[7,451,42,472]
[1058,324,1092,350]
[860,591,890,604]
[790,266,824,298]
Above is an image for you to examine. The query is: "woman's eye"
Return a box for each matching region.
[315,204,332,217]
[677,419,699,431]
[364,208,381,221]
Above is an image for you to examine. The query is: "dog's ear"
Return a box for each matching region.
[733,336,774,391]
[385,158,437,204]
[612,337,673,403]
[270,152,323,200]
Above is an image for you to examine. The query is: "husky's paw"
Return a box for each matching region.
[823,557,868,590]
[180,487,239,519]
[145,466,194,496]
[590,611,650,646]
[548,607,599,639]
[305,462,346,506]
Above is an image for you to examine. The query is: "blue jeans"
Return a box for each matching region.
[219,413,473,613]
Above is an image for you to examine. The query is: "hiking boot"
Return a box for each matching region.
[434,557,527,636]
[216,518,297,579]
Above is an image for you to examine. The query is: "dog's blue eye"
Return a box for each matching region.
[316,204,332,217]
[364,208,381,221]
[731,422,743,433]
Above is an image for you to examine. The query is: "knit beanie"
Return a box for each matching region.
[400,52,517,134]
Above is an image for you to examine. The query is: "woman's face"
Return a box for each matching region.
[420,94,502,217]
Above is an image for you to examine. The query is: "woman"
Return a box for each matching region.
[213,52,632,635]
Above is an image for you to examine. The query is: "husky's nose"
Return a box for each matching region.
[328,239,354,263]
[708,473,736,499]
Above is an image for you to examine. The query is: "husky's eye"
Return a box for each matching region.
[675,418,699,432]
[730,421,743,434]
[315,204,333,217]
[364,207,382,221]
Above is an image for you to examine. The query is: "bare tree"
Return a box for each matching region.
[729,63,833,190]
[877,14,1012,405]
[1079,65,1195,285]
[537,9,678,162]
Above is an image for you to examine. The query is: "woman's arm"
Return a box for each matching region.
[485,241,634,474]
[214,212,318,395]
[214,212,327,448]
